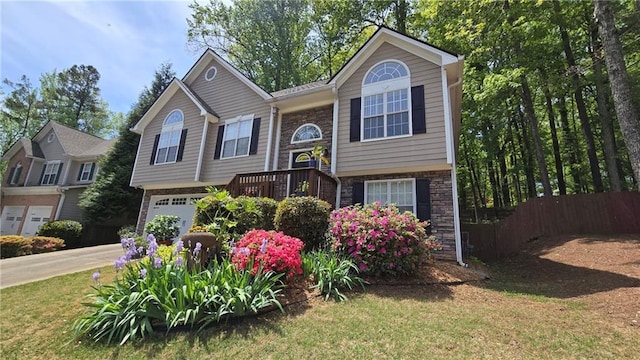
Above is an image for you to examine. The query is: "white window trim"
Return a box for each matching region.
[41,160,61,185]
[79,162,94,182]
[364,178,417,214]
[360,59,413,142]
[205,66,218,81]
[291,123,323,144]
[155,109,184,165]
[220,114,254,160]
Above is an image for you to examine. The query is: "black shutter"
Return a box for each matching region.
[352,182,364,205]
[54,163,64,184]
[249,118,261,155]
[213,125,225,159]
[14,166,22,184]
[150,134,160,165]
[7,167,15,184]
[350,97,361,142]
[416,178,431,224]
[411,85,426,134]
[77,164,83,181]
[89,163,96,180]
[176,128,188,162]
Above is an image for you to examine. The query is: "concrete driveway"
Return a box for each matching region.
[0,243,123,289]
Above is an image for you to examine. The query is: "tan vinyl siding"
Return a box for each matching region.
[67,161,97,186]
[58,187,84,221]
[131,91,203,186]
[191,58,271,184]
[39,130,66,160]
[336,42,447,175]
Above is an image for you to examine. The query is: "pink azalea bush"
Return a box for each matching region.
[230,229,304,279]
[329,202,439,276]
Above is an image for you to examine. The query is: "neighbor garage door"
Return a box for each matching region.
[145,194,206,239]
[1,206,25,235]
[21,206,53,236]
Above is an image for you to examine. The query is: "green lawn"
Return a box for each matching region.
[0,266,636,359]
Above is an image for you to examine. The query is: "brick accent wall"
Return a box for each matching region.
[339,170,456,260]
[2,148,34,187]
[278,105,333,171]
[136,186,209,234]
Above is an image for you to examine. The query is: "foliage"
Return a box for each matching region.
[193,187,277,243]
[74,237,283,345]
[117,225,137,239]
[37,220,82,248]
[144,215,180,242]
[0,76,42,154]
[274,196,332,251]
[231,229,304,280]
[329,202,438,276]
[0,235,33,258]
[303,249,366,301]
[79,64,174,223]
[0,235,65,258]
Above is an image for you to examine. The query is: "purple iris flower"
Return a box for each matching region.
[92,271,100,282]
[140,268,147,279]
[175,256,184,267]
[114,256,126,270]
[153,257,162,269]
[260,239,268,253]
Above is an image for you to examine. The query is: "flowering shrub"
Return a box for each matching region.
[74,234,283,344]
[231,229,304,279]
[329,202,439,276]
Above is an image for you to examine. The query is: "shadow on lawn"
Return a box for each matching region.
[482,254,640,299]
[359,283,454,302]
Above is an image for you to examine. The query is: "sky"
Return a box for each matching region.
[1,0,205,114]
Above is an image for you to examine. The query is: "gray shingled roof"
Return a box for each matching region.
[19,138,45,158]
[50,121,112,157]
[270,80,329,98]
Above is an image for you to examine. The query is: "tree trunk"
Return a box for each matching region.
[507,118,523,203]
[514,108,536,198]
[394,0,408,34]
[553,0,604,192]
[559,96,584,192]
[541,74,567,195]
[499,144,511,206]
[488,161,501,207]
[590,21,623,191]
[593,0,640,190]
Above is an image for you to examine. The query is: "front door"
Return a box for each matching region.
[289,150,312,195]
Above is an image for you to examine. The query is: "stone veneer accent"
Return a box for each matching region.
[278,105,333,171]
[136,186,208,234]
[339,170,456,260]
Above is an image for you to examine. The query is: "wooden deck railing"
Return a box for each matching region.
[226,168,337,206]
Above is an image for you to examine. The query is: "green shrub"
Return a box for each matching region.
[30,236,65,254]
[329,202,439,276]
[193,188,277,239]
[305,249,365,302]
[117,225,137,239]
[0,235,32,258]
[144,215,180,243]
[274,196,332,251]
[37,220,83,248]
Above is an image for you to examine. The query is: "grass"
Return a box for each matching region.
[0,266,637,360]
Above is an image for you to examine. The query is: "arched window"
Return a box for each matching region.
[9,162,22,184]
[155,110,183,164]
[361,60,411,140]
[291,124,322,143]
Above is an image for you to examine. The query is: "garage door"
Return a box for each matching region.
[1,206,25,235]
[21,206,53,236]
[145,194,206,239]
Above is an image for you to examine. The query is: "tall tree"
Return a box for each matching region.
[593,0,640,189]
[0,75,45,154]
[79,64,175,223]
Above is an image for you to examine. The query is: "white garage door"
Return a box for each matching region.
[1,206,25,235]
[21,206,53,236]
[145,194,206,239]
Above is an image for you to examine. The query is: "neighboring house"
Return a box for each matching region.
[130,27,465,264]
[1,121,115,236]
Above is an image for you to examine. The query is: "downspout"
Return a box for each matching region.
[54,187,66,220]
[445,72,466,267]
[195,118,209,182]
[272,110,283,170]
[264,106,276,171]
[331,88,340,208]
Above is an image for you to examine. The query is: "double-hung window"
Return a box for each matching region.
[155,110,183,164]
[221,115,253,159]
[365,179,416,213]
[78,162,95,182]
[41,161,61,185]
[361,61,411,140]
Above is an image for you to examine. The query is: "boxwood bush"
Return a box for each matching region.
[37,220,82,248]
[274,196,332,251]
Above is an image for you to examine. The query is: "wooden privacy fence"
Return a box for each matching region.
[462,192,640,261]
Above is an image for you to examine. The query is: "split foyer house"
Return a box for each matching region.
[1,121,115,236]
[129,27,466,264]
